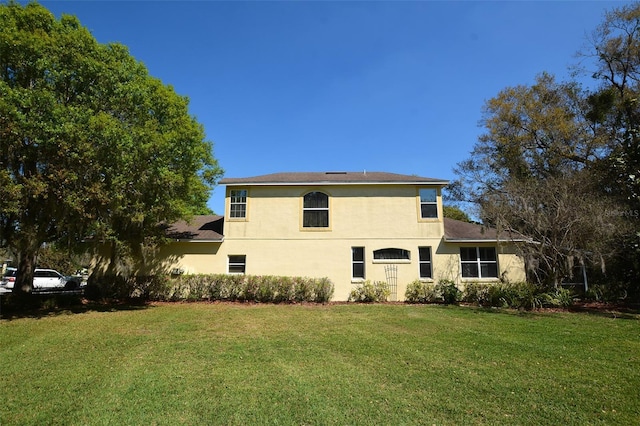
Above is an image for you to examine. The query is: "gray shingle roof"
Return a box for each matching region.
[165,215,224,241]
[444,218,528,242]
[220,171,448,185]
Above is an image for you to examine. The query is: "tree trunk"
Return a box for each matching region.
[13,247,38,295]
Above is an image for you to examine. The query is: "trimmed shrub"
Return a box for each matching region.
[159,274,334,304]
[405,280,438,304]
[348,280,390,303]
[462,282,491,306]
[435,280,461,305]
[312,277,334,303]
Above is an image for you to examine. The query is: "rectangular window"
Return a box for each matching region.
[418,247,432,279]
[419,188,438,218]
[460,247,497,278]
[373,248,410,261]
[228,255,246,274]
[352,247,365,279]
[230,189,247,218]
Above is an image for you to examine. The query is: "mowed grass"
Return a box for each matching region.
[1,303,639,425]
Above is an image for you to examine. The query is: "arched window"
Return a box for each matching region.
[303,191,329,227]
[373,248,410,261]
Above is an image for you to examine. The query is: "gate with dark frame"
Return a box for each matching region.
[385,264,398,302]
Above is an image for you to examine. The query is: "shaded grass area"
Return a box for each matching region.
[1,303,639,425]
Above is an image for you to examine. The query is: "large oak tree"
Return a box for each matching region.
[452,3,640,294]
[0,2,223,293]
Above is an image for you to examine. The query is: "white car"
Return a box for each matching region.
[0,268,81,290]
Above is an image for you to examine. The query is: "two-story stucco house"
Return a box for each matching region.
[160,171,526,301]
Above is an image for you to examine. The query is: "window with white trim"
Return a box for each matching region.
[419,188,438,218]
[228,255,246,274]
[229,189,247,218]
[303,191,329,228]
[418,247,432,279]
[460,247,498,278]
[373,248,410,261]
[352,247,365,279]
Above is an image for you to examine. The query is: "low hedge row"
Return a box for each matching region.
[405,280,576,309]
[87,274,334,303]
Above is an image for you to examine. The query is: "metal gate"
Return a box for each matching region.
[385,264,398,302]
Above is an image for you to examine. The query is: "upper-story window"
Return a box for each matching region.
[303,191,329,228]
[230,189,247,218]
[419,188,438,219]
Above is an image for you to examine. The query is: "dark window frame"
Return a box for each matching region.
[228,255,246,274]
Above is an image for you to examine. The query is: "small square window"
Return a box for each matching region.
[228,255,246,274]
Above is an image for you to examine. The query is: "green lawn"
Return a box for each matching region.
[1,303,638,425]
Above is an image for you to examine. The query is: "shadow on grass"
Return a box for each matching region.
[460,302,640,320]
[0,292,151,321]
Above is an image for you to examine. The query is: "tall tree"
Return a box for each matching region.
[0,2,223,293]
[586,3,640,292]
[451,73,617,286]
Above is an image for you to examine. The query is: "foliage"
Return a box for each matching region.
[348,280,390,303]
[404,280,438,303]
[442,205,472,222]
[404,279,460,304]
[86,274,334,304]
[0,2,223,293]
[461,281,576,310]
[451,3,640,296]
[434,279,461,304]
[451,73,619,287]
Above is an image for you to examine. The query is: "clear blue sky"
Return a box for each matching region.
[39,0,633,214]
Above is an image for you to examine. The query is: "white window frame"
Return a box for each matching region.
[418,246,433,279]
[303,191,329,228]
[352,247,365,280]
[372,248,411,264]
[229,189,247,219]
[419,188,438,219]
[460,247,498,279]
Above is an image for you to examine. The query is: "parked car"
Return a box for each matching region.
[0,268,81,290]
[1,267,17,289]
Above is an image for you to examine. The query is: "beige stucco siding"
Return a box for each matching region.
[158,239,525,301]
[152,181,527,301]
[225,184,445,239]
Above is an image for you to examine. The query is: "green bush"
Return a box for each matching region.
[461,281,575,310]
[348,280,390,303]
[539,287,576,308]
[404,280,438,304]
[405,280,460,304]
[462,282,491,306]
[85,274,334,304]
[435,280,461,305]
